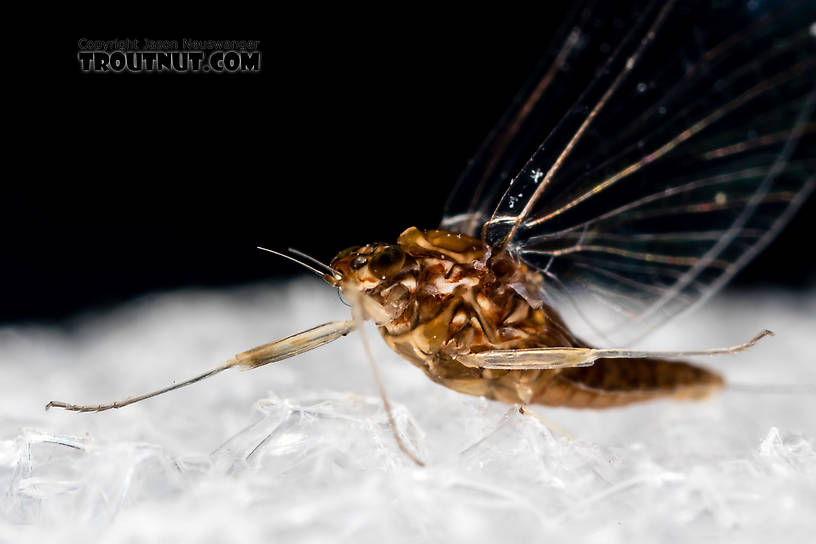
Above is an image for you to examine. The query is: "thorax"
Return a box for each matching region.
[375,228,578,375]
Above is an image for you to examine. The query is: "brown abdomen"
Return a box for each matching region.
[531,358,724,409]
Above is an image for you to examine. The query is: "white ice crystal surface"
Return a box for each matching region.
[1,280,815,543]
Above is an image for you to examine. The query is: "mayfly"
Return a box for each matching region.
[48,0,815,464]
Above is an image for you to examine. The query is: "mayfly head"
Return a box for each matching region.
[330,242,416,325]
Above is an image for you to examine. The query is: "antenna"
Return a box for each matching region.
[288,248,342,280]
[256,246,329,279]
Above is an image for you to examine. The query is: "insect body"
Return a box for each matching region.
[333,227,728,409]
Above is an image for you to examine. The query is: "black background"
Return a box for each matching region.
[4,4,814,324]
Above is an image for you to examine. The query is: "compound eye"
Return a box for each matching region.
[369,246,406,279]
[350,256,368,270]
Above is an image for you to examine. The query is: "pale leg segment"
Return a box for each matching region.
[45,320,355,413]
[348,293,426,467]
[455,330,772,370]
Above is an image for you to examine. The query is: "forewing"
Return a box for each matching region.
[469,0,815,346]
[441,0,641,236]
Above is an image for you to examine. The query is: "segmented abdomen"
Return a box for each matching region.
[530,357,724,408]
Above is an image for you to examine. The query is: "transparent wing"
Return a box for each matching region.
[441,0,630,236]
[446,0,816,346]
